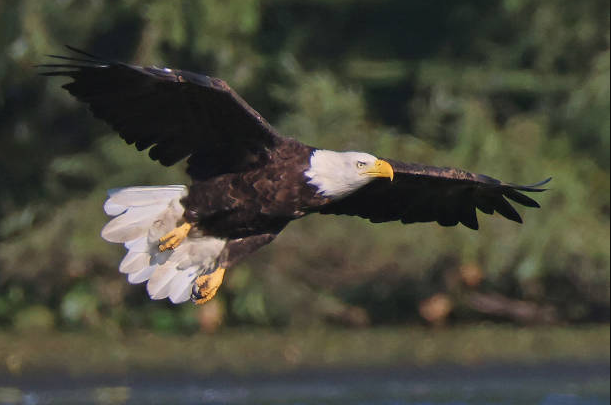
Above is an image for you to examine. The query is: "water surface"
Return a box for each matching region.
[2,362,608,405]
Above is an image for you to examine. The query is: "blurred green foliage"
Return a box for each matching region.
[0,0,609,333]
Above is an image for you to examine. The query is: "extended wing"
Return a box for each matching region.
[39,46,284,180]
[319,159,550,230]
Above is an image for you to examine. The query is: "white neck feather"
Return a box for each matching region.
[304,149,378,199]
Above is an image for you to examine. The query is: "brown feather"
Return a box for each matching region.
[40,46,284,177]
[318,160,549,230]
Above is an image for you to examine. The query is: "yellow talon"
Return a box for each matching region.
[159,222,192,252]
[192,268,226,305]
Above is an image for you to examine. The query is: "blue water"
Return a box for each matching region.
[1,363,608,404]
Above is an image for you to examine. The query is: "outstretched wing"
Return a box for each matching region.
[319,159,551,230]
[39,46,285,180]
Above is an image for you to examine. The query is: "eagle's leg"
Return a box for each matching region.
[192,267,226,305]
[189,233,279,305]
[158,222,192,252]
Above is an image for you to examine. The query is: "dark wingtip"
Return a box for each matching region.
[44,53,102,64]
[535,177,552,187]
[35,63,84,69]
[503,189,541,208]
[494,196,523,223]
[516,177,552,191]
[38,47,112,76]
[526,177,552,191]
[64,45,102,59]
[38,71,80,77]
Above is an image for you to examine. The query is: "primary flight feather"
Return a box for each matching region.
[40,47,550,304]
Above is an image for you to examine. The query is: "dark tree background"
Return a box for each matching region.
[0,0,608,333]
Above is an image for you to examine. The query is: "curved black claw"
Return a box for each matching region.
[190,284,204,303]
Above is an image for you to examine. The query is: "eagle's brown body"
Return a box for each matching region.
[184,139,327,239]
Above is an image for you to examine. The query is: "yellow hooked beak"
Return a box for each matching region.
[365,159,394,181]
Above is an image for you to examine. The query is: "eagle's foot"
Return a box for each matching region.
[159,222,192,252]
[192,267,226,305]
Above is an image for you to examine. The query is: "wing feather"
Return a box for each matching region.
[39,46,285,179]
[490,195,522,223]
[319,159,549,230]
[502,188,541,208]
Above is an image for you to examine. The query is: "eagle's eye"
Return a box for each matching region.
[356,161,367,169]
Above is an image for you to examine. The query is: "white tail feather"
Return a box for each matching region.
[128,265,156,284]
[168,265,201,303]
[101,186,226,304]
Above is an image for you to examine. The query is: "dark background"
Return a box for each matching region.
[0,0,609,336]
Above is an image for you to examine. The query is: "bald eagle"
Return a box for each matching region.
[40,47,550,304]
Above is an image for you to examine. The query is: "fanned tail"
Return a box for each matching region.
[101,186,226,303]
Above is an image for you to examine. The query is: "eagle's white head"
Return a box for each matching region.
[305,149,394,199]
